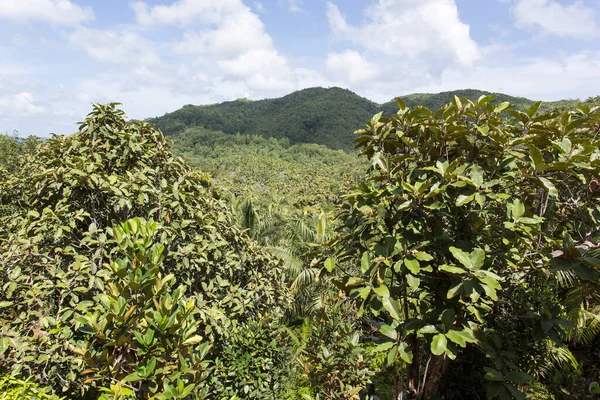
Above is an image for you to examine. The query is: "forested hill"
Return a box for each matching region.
[149,87,577,151]
[150,87,379,150]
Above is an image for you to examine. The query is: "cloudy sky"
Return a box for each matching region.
[1,0,599,136]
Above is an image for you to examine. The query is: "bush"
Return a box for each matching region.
[0,103,288,397]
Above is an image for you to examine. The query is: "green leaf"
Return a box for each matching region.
[505,384,526,400]
[527,101,542,117]
[182,335,204,345]
[374,341,394,352]
[382,297,402,320]
[446,329,476,348]
[484,367,504,381]
[414,251,434,261]
[469,248,485,270]
[380,324,397,340]
[507,371,532,384]
[447,282,463,299]
[511,200,525,219]
[538,177,558,198]
[431,334,447,356]
[439,264,467,275]
[528,144,543,170]
[441,308,455,330]
[449,247,472,269]
[406,274,420,290]
[398,342,413,363]
[324,257,335,272]
[373,284,390,298]
[404,258,420,274]
[494,102,510,113]
[470,165,484,187]
[361,251,370,273]
[456,194,474,207]
[396,97,406,110]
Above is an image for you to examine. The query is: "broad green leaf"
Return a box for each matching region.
[431,334,447,356]
[324,257,335,272]
[441,308,455,330]
[447,282,463,299]
[382,297,402,320]
[484,367,504,382]
[507,371,532,384]
[406,274,420,290]
[538,177,558,198]
[398,342,413,363]
[470,248,485,270]
[404,258,420,274]
[446,329,476,348]
[439,264,467,275]
[470,165,484,187]
[380,324,397,340]
[373,284,390,298]
[449,247,472,269]
[361,252,370,273]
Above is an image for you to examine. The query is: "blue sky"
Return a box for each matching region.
[1,0,600,136]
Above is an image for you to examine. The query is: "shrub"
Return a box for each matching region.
[317,97,600,398]
[0,103,288,397]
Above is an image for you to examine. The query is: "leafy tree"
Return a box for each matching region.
[317,97,600,398]
[0,103,287,397]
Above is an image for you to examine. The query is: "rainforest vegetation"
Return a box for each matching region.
[1,88,600,399]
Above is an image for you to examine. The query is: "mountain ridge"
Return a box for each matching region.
[149,87,584,151]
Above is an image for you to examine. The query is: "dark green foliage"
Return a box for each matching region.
[294,296,373,399]
[150,87,584,153]
[151,87,381,150]
[74,218,212,399]
[170,127,363,208]
[0,103,287,397]
[0,133,41,173]
[209,318,294,399]
[317,96,600,398]
[377,89,564,115]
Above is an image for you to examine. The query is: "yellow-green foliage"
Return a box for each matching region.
[0,375,60,400]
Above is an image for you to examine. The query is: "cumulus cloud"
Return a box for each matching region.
[284,0,302,13]
[0,0,94,26]
[512,0,599,38]
[69,27,160,66]
[327,0,480,67]
[409,50,600,101]
[325,51,381,84]
[134,0,297,92]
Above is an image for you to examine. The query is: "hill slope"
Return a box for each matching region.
[150,87,584,151]
[150,87,379,150]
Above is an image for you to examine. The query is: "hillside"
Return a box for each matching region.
[150,87,379,151]
[150,87,587,151]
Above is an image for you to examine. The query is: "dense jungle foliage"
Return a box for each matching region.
[1,90,600,399]
[150,87,588,152]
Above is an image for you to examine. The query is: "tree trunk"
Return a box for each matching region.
[406,333,420,397]
[420,354,448,400]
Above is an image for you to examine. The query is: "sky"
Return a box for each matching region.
[1,0,600,136]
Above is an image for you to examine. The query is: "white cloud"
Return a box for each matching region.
[285,0,302,13]
[135,0,297,92]
[254,2,266,13]
[325,51,380,84]
[131,0,238,26]
[327,0,480,67]
[408,50,600,101]
[512,0,599,38]
[12,92,46,114]
[69,27,160,66]
[0,0,94,26]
